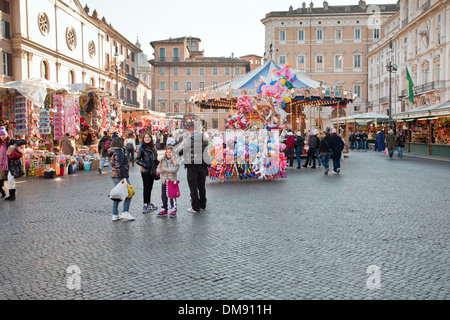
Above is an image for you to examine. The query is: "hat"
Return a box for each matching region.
[0,127,6,136]
[309,131,314,136]
[313,129,319,135]
[296,131,302,136]
[332,128,337,133]
[287,132,294,136]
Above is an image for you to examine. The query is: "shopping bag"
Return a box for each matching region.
[167,180,180,198]
[109,178,128,201]
[127,183,135,199]
[384,148,388,156]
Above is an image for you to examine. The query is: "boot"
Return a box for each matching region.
[5,189,15,201]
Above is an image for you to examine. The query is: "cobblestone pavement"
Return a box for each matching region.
[0,150,449,300]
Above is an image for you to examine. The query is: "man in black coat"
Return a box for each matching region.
[294,131,305,169]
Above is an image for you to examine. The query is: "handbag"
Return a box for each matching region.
[167,180,180,198]
[384,148,388,155]
[109,178,128,201]
[127,183,135,199]
[8,149,23,160]
[151,159,160,180]
[9,159,24,178]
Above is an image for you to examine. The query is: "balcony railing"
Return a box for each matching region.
[413,81,444,95]
[423,0,431,11]
[122,99,140,108]
[126,73,139,85]
[159,57,166,62]
[402,17,409,28]
[173,57,180,62]
[379,96,388,104]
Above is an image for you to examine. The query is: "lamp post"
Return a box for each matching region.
[386,39,398,129]
[114,50,120,99]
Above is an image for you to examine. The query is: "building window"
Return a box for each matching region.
[38,12,50,36]
[159,48,165,61]
[173,48,179,61]
[199,68,204,75]
[354,85,361,98]
[160,67,165,76]
[132,91,137,102]
[90,77,95,87]
[234,68,240,75]
[225,67,230,75]
[279,56,286,65]
[279,30,286,42]
[173,82,179,91]
[2,52,12,77]
[199,82,205,89]
[213,67,218,75]
[68,70,75,84]
[186,68,191,75]
[66,27,77,51]
[373,29,380,39]
[159,102,166,113]
[298,30,304,41]
[297,56,305,70]
[1,20,10,39]
[316,29,323,41]
[160,82,166,91]
[40,60,49,80]
[316,55,323,64]
[335,29,342,42]
[354,55,362,69]
[131,52,135,62]
[191,41,197,46]
[173,68,179,76]
[173,102,180,113]
[354,28,361,41]
[186,81,192,91]
[335,55,343,70]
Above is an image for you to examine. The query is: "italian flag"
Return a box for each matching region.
[406,67,415,105]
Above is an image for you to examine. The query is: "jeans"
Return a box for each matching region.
[295,149,303,168]
[285,148,295,167]
[356,140,361,150]
[350,141,355,150]
[187,165,207,212]
[161,183,177,212]
[321,153,331,170]
[100,157,112,172]
[398,147,404,158]
[308,149,322,166]
[388,148,395,158]
[127,149,135,161]
[361,140,367,151]
[332,157,341,172]
[112,178,131,216]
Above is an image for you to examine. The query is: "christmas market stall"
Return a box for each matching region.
[393,100,450,158]
[192,61,354,181]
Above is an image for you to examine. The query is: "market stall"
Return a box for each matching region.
[393,100,450,158]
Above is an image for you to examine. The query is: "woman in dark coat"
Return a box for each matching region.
[375,131,386,152]
[136,132,159,213]
[329,129,345,174]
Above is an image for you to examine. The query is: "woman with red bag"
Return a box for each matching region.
[0,127,24,201]
[156,146,180,218]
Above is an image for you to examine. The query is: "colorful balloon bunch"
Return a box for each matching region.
[225,97,254,130]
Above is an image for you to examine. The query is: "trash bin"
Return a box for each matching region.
[84,162,91,171]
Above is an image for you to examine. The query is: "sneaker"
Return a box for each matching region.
[112,215,121,221]
[187,208,199,213]
[157,210,167,217]
[297,166,301,169]
[318,166,322,168]
[337,168,341,174]
[120,212,135,221]
[142,204,149,214]
[169,211,177,218]
[148,203,158,210]
[200,208,206,211]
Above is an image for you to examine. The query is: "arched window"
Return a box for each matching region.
[40,60,49,80]
[69,70,76,84]
[90,77,95,87]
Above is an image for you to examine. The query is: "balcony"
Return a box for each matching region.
[379,96,388,104]
[159,57,166,62]
[122,98,140,108]
[126,73,139,85]
[413,81,445,95]
[173,57,180,62]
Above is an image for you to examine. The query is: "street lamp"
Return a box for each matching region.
[185,89,188,113]
[114,49,120,99]
[386,39,398,129]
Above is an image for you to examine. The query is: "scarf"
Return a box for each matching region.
[0,140,9,171]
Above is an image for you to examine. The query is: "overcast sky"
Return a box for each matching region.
[84,0,397,59]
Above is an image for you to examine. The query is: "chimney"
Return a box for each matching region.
[231,52,234,58]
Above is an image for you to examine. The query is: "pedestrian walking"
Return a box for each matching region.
[319,131,332,175]
[136,132,159,213]
[375,130,386,152]
[125,133,137,166]
[167,134,176,147]
[386,129,396,159]
[349,131,356,150]
[294,131,305,169]
[156,146,180,218]
[313,129,323,168]
[329,129,345,174]
[285,130,296,169]
[108,137,135,221]
[175,122,209,213]
[304,131,317,168]
[98,131,112,174]
[0,127,25,201]
[396,131,406,159]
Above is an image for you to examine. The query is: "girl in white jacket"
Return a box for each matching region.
[156,146,180,218]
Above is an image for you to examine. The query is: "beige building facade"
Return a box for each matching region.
[149,37,249,130]
[262,1,399,118]
[0,0,151,110]
[367,0,450,116]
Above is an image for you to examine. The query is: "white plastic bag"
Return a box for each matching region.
[109,178,128,201]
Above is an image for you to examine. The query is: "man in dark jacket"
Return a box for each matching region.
[98,131,112,174]
[386,129,396,158]
[175,123,210,213]
[329,129,345,174]
[349,131,356,150]
[294,131,305,169]
[396,131,406,159]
